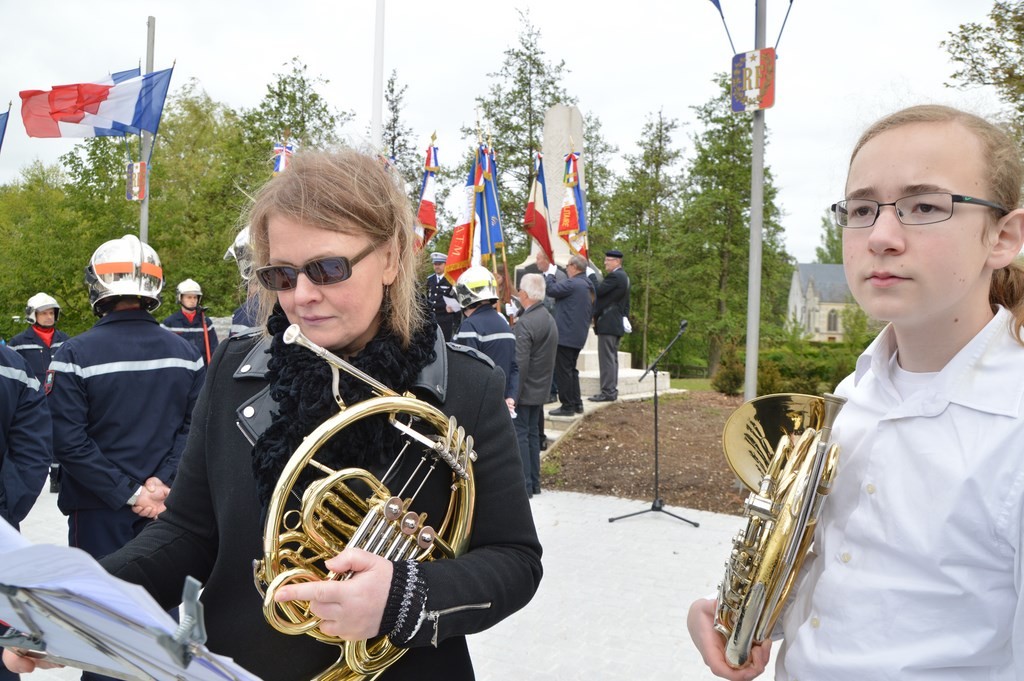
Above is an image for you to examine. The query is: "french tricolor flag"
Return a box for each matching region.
[20,67,173,138]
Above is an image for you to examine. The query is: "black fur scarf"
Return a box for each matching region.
[252,305,437,509]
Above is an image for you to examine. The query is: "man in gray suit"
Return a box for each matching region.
[590,249,631,402]
[512,273,559,497]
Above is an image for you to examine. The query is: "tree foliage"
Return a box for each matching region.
[673,76,793,376]
[942,1,1024,139]
[815,210,843,264]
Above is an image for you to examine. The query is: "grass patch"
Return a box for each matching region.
[671,377,713,391]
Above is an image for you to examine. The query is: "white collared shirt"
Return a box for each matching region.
[778,307,1024,681]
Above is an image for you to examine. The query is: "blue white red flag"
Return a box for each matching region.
[476,144,504,259]
[730,48,776,112]
[0,109,9,155]
[523,151,554,262]
[20,67,171,138]
[558,150,588,258]
[414,143,439,251]
[273,142,294,175]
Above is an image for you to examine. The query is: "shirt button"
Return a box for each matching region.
[810,616,820,629]
[840,552,852,563]
[240,364,252,373]
[866,483,877,494]
[243,406,255,418]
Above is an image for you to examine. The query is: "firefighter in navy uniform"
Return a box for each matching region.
[9,293,70,493]
[426,251,459,341]
[0,345,51,681]
[0,345,51,530]
[452,266,519,413]
[162,278,219,365]
[48,235,205,574]
[224,226,260,337]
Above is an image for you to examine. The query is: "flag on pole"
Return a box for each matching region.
[557,150,588,258]
[20,67,171,138]
[272,142,294,174]
[444,162,480,284]
[414,141,439,251]
[523,151,554,261]
[0,107,9,155]
[476,144,504,260]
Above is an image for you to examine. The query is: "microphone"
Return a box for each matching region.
[680,319,688,333]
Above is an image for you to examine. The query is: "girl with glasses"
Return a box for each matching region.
[688,104,1024,680]
[5,149,542,681]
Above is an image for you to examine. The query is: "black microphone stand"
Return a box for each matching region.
[609,320,699,527]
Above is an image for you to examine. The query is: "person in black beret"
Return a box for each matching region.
[589,249,631,402]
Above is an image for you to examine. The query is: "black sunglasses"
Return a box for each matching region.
[254,243,376,291]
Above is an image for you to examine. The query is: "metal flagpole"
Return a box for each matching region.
[139,16,155,244]
[743,0,766,401]
[370,0,385,150]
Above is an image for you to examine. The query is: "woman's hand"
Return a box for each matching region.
[273,548,394,640]
[687,598,771,680]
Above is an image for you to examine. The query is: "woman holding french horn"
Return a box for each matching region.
[6,148,542,681]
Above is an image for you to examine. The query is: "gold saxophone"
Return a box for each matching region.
[252,324,477,681]
[714,392,846,668]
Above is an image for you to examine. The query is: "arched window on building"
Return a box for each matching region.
[827,309,839,332]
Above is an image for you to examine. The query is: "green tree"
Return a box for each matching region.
[380,69,420,185]
[815,210,843,264]
[464,10,615,260]
[602,111,684,364]
[675,75,793,376]
[942,1,1024,138]
[241,57,352,153]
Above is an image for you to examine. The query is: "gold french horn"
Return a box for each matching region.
[252,325,476,681]
[714,392,846,668]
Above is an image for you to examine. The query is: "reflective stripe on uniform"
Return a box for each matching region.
[453,330,516,343]
[7,343,43,352]
[50,356,205,379]
[161,325,213,334]
[0,365,42,391]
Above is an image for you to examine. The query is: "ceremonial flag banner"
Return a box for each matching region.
[523,151,554,261]
[20,67,171,138]
[731,48,776,113]
[272,142,294,174]
[558,151,588,258]
[477,145,504,259]
[414,143,439,251]
[444,163,480,284]
[0,109,9,154]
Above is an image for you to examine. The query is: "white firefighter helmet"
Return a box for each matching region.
[224,226,253,281]
[85,234,164,316]
[176,279,203,306]
[454,266,499,309]
[25,293,61,325]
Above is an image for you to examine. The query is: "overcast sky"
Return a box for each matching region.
[0,0,1002,262]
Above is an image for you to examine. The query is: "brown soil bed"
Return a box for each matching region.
[541,391,748,516]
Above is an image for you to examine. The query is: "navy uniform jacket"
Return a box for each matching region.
[545,272,594,349]
[452,303,519,401]
[426,273,459,340]
[230,298,261,337]
[593,267,631,337]
[9,326,71,383]
[48,309,206,514]
[0,345,52,528]
[162,309,220,363]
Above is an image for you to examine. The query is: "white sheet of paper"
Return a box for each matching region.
[0,532,261,681]
[443,295,462,312]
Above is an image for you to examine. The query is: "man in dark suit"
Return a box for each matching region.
[545,255,594,417]
[589,249,630,402]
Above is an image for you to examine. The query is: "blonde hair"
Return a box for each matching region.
[246,149,423,348]
[850,105,1024,342]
